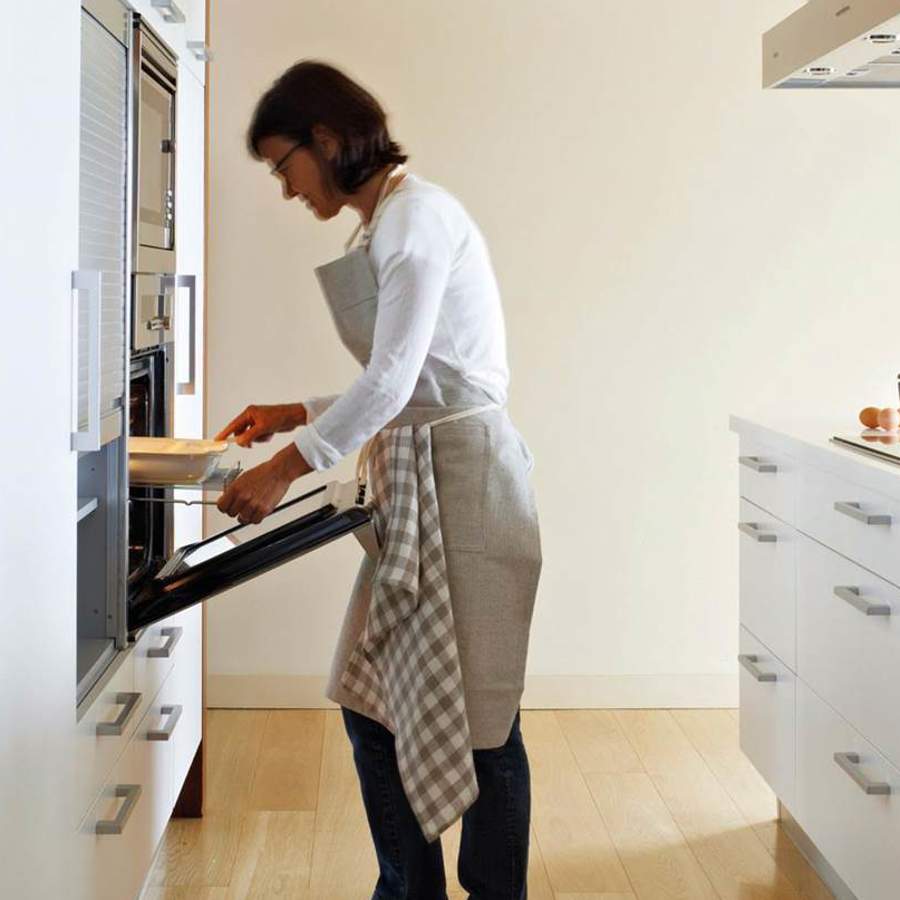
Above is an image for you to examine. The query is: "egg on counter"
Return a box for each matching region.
[860,407,881,429]
[877,407,900,431]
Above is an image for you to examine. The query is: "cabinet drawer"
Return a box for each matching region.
[738,626,796,808]
[73,652,136,829]
[797,464,900,588]
[738,498,796,670]
[167,604,202,801]
[77,679,173,900]
[738,434,795,524]
[796,680,900,900]
[797,535,900,770]
[133,613,185,724]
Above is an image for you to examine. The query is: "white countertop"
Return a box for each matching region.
[730,411,900,499]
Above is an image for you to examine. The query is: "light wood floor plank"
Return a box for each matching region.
[306,709,381,900]
[584,772,717,900]
[247,710,325,811]
[522,711,633,894]
[205,709,269,814]
[614,710,708,778]
[556,710,645,776]
[554,894,637,899]
[226,810,315,898]
[671,709,778,827]
[650,768,799,899]
[141,888,229,899]
[147,814,244,888]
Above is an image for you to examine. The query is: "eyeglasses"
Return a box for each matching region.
[269,141,306,176]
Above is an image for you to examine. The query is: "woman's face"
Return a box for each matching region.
[257,134,344,220]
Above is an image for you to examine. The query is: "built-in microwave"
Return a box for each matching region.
[133,15,176,274]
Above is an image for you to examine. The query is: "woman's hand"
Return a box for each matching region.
[214,403,307,447]
[217,444,312,524]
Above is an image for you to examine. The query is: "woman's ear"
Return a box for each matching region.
[311,124,340,161]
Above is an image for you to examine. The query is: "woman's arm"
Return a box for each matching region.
[293,199,455,470]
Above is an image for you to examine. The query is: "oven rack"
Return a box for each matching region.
[129,462,242,505]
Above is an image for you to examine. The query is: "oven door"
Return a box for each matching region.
[127,480,378,635]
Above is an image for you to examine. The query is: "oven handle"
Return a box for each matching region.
[176,274,196,396]
[71,269,102,451]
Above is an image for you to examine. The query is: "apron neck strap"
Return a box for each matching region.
[344,164,406,254]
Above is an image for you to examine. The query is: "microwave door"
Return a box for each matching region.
[138,66,175,250]
[127,480,377,635]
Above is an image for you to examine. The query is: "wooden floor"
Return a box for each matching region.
[141,708,834,900]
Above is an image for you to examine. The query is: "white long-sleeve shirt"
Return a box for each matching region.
[293,173,510,471]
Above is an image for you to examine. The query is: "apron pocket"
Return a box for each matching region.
[431,421,489,552]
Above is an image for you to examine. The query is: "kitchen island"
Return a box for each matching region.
[730,414,900,900]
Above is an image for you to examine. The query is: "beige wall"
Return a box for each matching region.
[206,0,900,707]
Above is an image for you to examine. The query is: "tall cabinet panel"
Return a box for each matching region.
[0,1,81,896]
[78,12,127,439]
[75,3,129,706]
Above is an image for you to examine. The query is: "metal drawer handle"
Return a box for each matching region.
[738,522,778,543]
[70,269,102,452]
[96,692,142,737]
[147,625,183,659]
[737,654,777,682]
[834,501,892,526]
[833,752,892,796]
[147,704,183,742]
[834,586,892,617]
[163,274,197,396]
[738,456,778,473]
[95,784,143,834]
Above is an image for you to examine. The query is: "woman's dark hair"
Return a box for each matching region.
[246,61,408,194]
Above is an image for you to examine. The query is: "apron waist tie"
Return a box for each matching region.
[354,402,503,502]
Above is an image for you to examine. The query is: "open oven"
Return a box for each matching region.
[125,283,379,639]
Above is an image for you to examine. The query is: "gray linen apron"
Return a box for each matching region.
[314,169,542,839]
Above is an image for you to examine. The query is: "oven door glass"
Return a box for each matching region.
[127,481,377,635]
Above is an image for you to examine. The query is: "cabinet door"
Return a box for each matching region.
[738,626,796,808]
[78,8,128,439]
[796,680,900,900]
[173,64,206,548]
[738,498,796,670]
[797,534,900,771]
[1,3,81,897]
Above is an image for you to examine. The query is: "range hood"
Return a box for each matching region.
[764,0,900,88]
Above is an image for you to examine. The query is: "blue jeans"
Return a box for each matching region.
[340,705,531,900]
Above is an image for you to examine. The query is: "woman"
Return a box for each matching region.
[214,61,542,900]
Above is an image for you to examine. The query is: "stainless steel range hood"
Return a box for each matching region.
[764,0,900,88]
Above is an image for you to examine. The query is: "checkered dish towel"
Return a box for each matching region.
[339,423,479,843]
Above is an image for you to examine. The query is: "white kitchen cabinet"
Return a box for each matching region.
[796,680,900,900]
[738,433,797,525]
[78,671,174,900]
[0,2,82,897]
[0,1,206,898]
[738,497,796,670]
[796,534,900,771]
[732,414,900,900]
[738,625,796,809]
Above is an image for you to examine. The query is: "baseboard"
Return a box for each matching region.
[207,673,738,709]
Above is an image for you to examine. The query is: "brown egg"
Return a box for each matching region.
[860,406,881,428]
[878,407,900,431]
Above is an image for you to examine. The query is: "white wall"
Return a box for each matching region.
[205,0,900,708]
